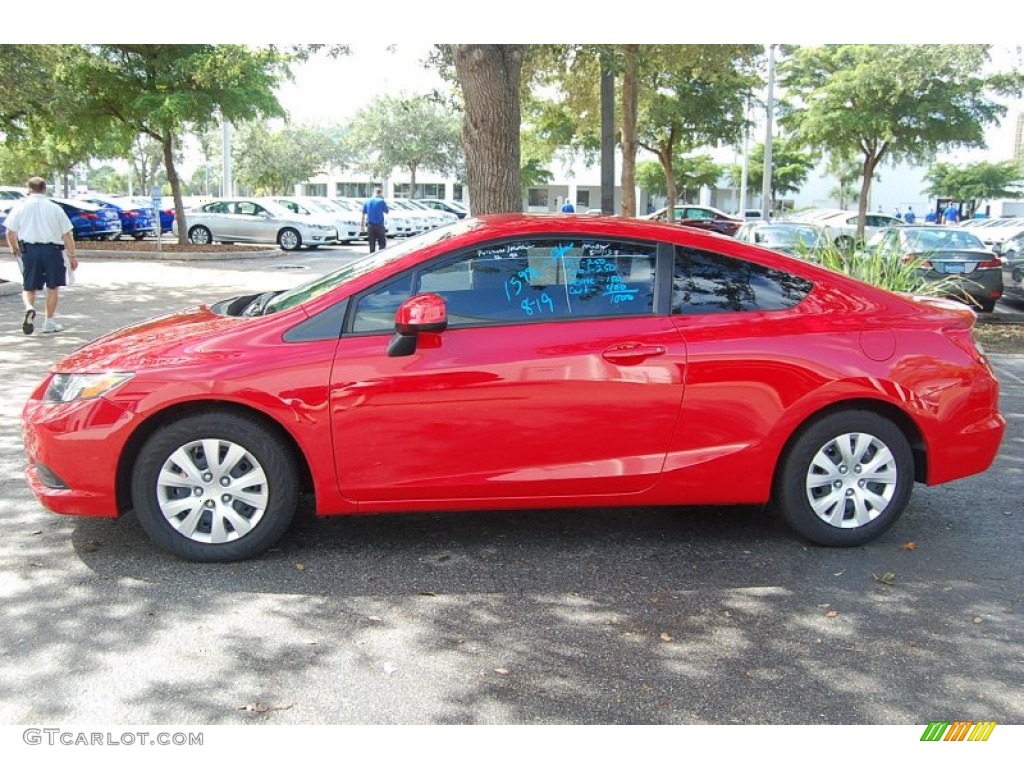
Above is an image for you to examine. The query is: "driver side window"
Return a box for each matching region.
[351,238,657,333]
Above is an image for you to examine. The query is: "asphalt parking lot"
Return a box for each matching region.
[0,248,1021,730]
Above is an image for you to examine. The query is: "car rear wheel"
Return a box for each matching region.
[774,410,914,547]
[188,225,213,246]
[278,228,301,251]
[131,412,299,562]
[834,235,854,251]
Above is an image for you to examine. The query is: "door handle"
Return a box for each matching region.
[602,343,667,364]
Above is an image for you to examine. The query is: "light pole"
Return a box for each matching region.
[761,43,776,221]
[221,119,233,198]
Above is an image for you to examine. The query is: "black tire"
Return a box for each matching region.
[774,410,914,547]
[188,225,213,246]
[977,299,996,313]
[278,228,302,251]
[132,232,147,241]
[131,411,299,562]
[834,235,854,251]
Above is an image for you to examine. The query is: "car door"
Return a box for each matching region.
[329,236,687,503]
[235,200,280,243]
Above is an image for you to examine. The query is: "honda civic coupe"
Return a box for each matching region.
[22,215,1005,562]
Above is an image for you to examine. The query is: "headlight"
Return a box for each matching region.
[45,372,135,403]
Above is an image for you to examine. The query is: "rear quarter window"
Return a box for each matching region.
[672,246,813,315]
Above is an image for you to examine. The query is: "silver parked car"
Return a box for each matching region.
[175,197,339,251]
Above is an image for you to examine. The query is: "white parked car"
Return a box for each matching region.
[174,197,339,251]
[403,198,459,227]
[271,196,362,244]
[790,208,903,249]
[340,197,416,238]
[973,217,1024,249]
[418,198,469,218]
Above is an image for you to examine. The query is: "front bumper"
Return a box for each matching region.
[22,390,138,518]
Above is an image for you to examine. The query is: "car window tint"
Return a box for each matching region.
[351,238,657,332]
[672,246,813,315]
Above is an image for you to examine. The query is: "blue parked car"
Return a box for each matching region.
[126,195,174,234]
[52,198,123,240]
[77,193,156,240]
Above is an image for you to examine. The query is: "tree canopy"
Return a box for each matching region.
[781,44,1024,238]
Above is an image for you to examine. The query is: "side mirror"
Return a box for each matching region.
[387,293,448,357]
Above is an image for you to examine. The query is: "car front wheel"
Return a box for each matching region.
[278,228,301,251]
[131,412,299,562]
[774,410,914,547]
[188,225,212,245]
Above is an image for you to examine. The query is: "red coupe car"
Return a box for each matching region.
[22,214,1005,561]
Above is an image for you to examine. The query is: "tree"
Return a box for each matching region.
[64,45,293,244]
[235,122,349,195]
[345,93,461,193]
[452,45,526,214]
[730,138,814,207]
[521,45,761,218]
[923,160,1024,214]
[781,44,1024,240]
[635,46,761,221]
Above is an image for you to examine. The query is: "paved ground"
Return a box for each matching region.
[0,248,1021,730]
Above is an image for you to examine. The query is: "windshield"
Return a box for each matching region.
[752,226,821,247]
[263,220,478,314]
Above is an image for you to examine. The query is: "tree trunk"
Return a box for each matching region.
[162,132,187,246]
[453,45,525,214]
[857,152,880,243]
[660,147,677,222]
[620,45,639,218]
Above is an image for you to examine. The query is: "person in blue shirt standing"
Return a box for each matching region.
[360,188,390,253]
[903,206,916,224]
[942,202,960,225]
[561,199,575,213]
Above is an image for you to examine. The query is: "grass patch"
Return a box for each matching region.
[973,321,1024,355]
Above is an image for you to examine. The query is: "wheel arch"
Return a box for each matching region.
[115,400,316,515]
[772,398,928,495]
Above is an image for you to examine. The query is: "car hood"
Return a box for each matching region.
[53,305,247,373]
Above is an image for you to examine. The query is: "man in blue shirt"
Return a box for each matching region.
[903,206,916,224]
[942,203,960,225]
[360,188,390,253]
[561,199,575,213]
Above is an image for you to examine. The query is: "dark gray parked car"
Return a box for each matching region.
[866,226,1003,312]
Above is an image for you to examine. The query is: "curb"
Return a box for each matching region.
[0,279,18,297]
[74,247,284,262]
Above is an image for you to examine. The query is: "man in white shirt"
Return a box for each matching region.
[4,177,78,334]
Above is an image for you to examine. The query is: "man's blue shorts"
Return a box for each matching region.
[21,243,66,291]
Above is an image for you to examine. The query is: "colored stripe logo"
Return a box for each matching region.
[921,721,997,741]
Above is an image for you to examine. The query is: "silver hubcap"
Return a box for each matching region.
[155,438,269,544]
[280,231,298,249]
[805,432,898,529]
[191,228,209,244]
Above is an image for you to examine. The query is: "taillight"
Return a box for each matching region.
[977,257,1001,268]
[82,212,96,220]
[125,210,139,218]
